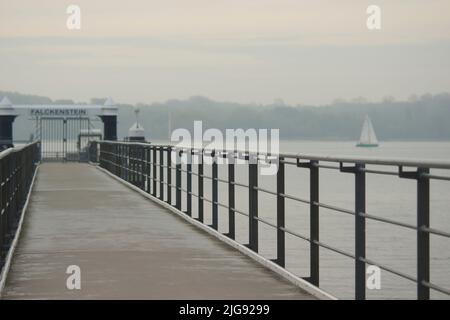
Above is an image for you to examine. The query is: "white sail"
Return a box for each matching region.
[357,115,379,147]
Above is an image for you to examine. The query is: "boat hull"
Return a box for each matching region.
[356,143,379,147]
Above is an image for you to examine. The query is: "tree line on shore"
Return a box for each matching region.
[2,90,450,141]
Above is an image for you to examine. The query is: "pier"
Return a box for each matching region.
[1,161,314,299]
[0,101,449,300]
[1,140,450,299]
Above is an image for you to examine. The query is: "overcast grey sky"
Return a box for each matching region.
[1,0,449,105]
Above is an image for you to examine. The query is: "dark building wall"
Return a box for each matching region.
[100,115,117,141]
[0,115,17,149]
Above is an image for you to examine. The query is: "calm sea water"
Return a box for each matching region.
[167,140,450,300]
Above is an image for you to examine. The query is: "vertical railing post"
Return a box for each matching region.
[116,144,120,179]
[115,143,119,177]
[134,145,138,186]
[6,158,11,242]
[138,145,142,188]
[6,154,13,241]
[129,145,133,182]
[212,150,218,229]
[119,144,125,180]
[198,150,204,222]
[248,153,258,252]
[228,153,235,239]
[167,147,172,204]
[98,143,103,168]
[128,146,132,187]
[0,158,3,264]
[130,145,133,184]
[120,145,124,183]
[11,153,16,227]
[186,150,192,216]
[130,145,135,185]
[310,160,319,286]
[276,157,285,267]
[140,145,145,190]
[417,167,430,300]
[118,144,122,179]
[127,144,131,182]
[128,145,132,184]
[129,145,133,184]
[116,144,120,178]
[121,144,124,180]
[355,163,366,300]
[145,147,150,193]
[124,144,128,181]
[126,144,128,182]
[120,144,127,180]
[159,147,164,200]
[152,147,157,197]
[143,146,148,192]
[176,149,182,210]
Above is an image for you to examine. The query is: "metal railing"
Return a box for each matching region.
[94,140,450,300]
[0,141,40,273]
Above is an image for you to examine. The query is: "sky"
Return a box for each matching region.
[0,0,450,105]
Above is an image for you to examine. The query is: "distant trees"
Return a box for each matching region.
[112,93,450,141]
[3,91,450,141]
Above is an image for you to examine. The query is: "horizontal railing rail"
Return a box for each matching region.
[0,141,40,274]
[93,140,450,300]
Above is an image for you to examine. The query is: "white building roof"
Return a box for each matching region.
[129,122,145,137]
[0,96,12,106]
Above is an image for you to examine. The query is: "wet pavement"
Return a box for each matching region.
[2,163,314,299]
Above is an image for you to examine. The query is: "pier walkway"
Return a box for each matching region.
[2,163,313,299]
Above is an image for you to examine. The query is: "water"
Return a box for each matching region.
[166,140,450,300]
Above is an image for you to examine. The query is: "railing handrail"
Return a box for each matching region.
[0,141,40,160]
[98,140,450,169]
[0,140,40,278]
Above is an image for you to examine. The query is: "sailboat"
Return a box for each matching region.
[356,115,379,147]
